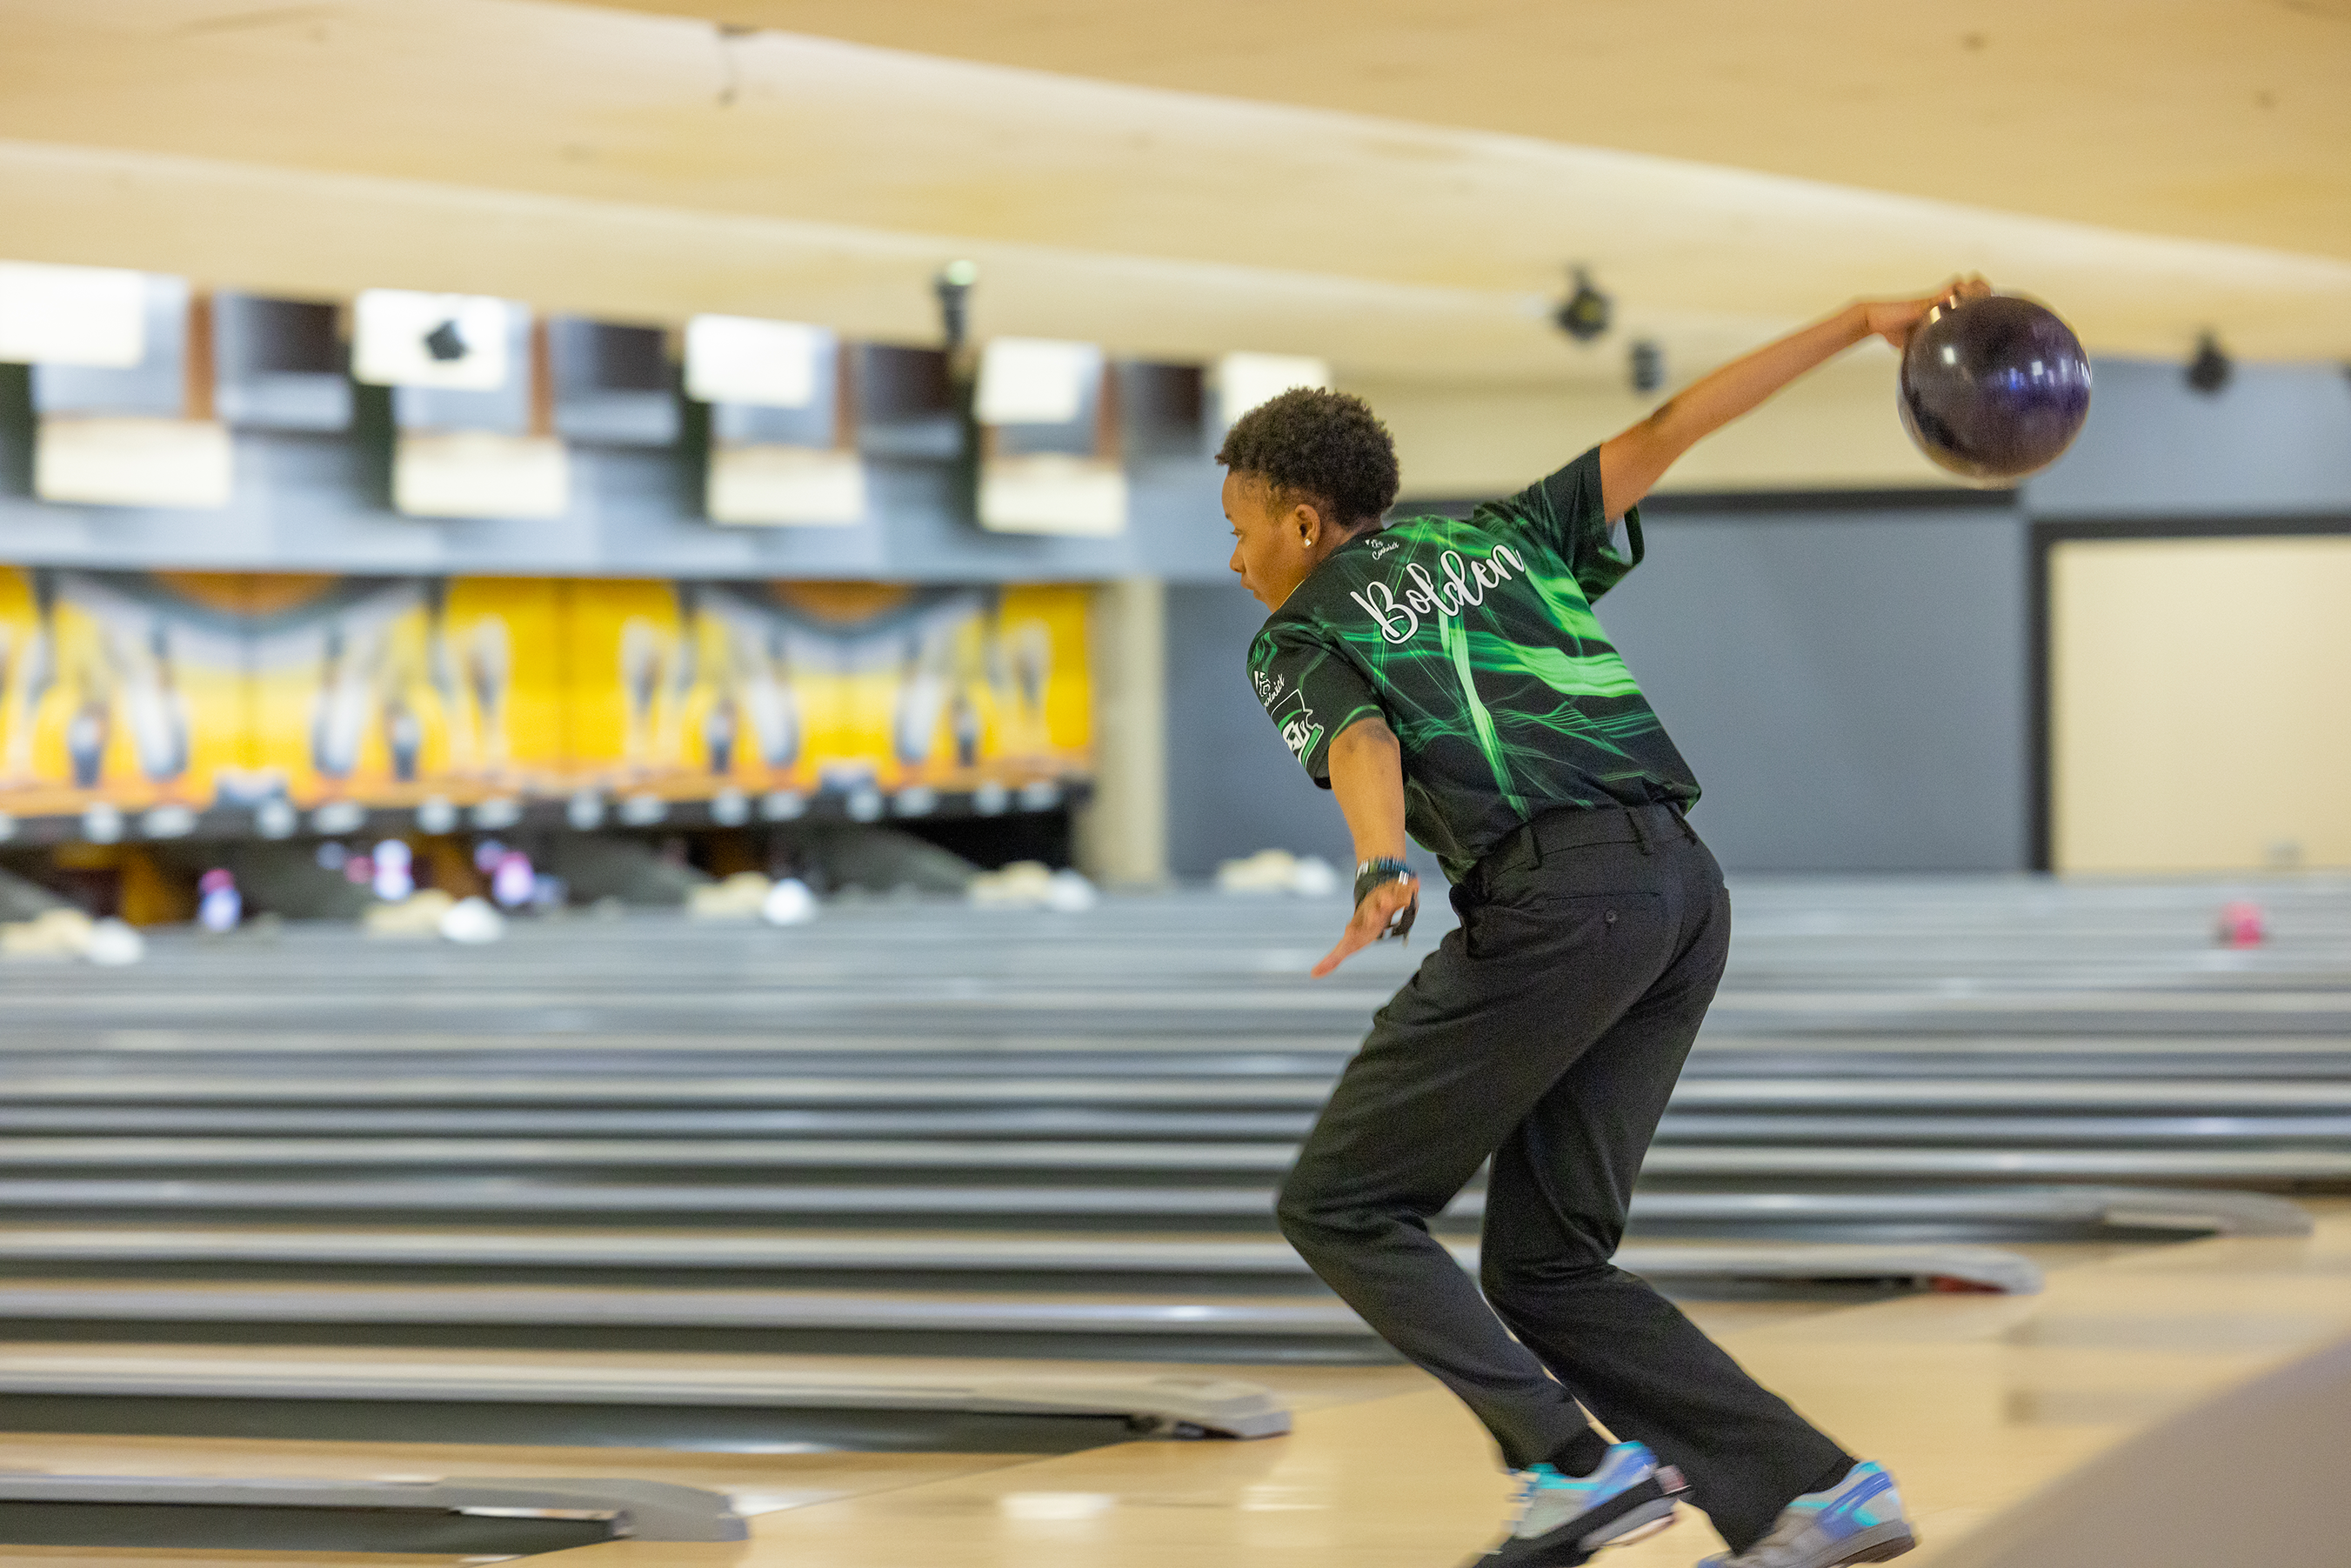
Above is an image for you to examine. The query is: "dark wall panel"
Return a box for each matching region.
[1165,580,1357,878]
[1596,505,2029,872]
[2024,358,2351,520]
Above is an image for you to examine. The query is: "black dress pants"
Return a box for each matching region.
[1275,804,1849,1554]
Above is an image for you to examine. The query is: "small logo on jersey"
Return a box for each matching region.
[1265,686,1322,762]
[1366,537,1401,559]
[1252,670,1287,707]
[1350,543,1528,644]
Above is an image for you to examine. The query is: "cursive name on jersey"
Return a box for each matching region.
[1347,544,1527,644]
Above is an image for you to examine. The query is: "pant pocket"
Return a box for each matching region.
[1465,891,1659,963]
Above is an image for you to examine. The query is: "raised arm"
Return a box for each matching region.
[1312,716,1418,977]
[1597,277,1990,518]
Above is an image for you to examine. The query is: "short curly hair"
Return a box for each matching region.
[1215,387,1399,528]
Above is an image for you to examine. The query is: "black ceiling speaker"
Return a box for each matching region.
[422,319,469,363]
[1554,268,1612,344]
[2185,333,2232,396]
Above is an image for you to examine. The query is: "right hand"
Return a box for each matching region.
[1311,874,1419,978]
[1863,274,1993,351]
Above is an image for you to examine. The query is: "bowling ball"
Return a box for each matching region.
[1898,294,2091,485]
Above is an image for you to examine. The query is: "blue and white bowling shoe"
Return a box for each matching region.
[1697,1461,1916,1568]
[1473,1440,1686,1566]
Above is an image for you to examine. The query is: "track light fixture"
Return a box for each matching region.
[934,259,978,355]
[1553,268,1612,344]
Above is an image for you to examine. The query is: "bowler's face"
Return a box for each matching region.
[1225,472,1310,610]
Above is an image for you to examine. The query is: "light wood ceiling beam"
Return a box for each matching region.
[2,0,2346,381]
[573,0,2351,263]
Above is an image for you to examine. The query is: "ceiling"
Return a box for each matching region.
[2,0,2347,392]
[579,0,2351,263]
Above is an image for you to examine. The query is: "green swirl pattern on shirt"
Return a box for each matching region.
[1248,448,1699,881]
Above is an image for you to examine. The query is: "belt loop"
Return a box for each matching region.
[1626,806,1653,857]
[1523,817,1544,868]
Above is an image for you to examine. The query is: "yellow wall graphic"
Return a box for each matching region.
[0,570,1092,822]
[0,570,248,817]
[566,580,1089,798]
[248,576,568,808]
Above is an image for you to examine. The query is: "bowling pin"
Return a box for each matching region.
[1011,621,1052,756]
[619,618,665,771]
[491,850,535,909]
[425,584,471,772]
[67,686,109,791]
[2216,901,2267,948]
[372,839,415,903]
[705,693,738,775]
[467,618,511,773]
[310,627,373,782]
[124,623,190,786]
[745,626,800,771]
[653,592,699,769]
[0,622,47,784]
[197,869,241,933]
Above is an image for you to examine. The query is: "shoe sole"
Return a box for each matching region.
[1580,1496,1678,1551]
[1580,1466,1687,1552]
[1828,1525,1918,1565]
[1695,1521,1917,1568]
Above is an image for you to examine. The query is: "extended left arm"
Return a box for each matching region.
[1598,277,1989,518]
[1312,716,1418,978]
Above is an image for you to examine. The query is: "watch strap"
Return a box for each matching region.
[1353,857,1419,941]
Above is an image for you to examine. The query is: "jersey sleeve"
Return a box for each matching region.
[1479,444,1645,601]
[1247,621,1385,787]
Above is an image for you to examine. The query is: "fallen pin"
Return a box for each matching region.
[2215,900,2268,948]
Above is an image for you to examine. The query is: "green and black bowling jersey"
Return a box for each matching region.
[1248,445,1700,883]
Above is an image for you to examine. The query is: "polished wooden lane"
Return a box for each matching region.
[0,1355,1432,1548]
[0,1320,1821,1565]
[5,880,2346,1560]
[503,1204,2351,1566]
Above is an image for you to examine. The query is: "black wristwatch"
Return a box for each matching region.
[1354,857,1419,941]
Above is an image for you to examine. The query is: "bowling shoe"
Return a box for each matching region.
[1471,1440,1686,1566]
[1695,1461,1915,1567]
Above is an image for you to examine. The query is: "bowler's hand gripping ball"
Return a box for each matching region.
[1899,294,2091,485]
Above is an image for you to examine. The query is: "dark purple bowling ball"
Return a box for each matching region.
[1898,294,2091,485]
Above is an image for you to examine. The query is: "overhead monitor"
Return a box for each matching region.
[353,290,515,391]
[976,338,1103,427]
[685,316,827,409]
[0,262,148,368]
[1212,352,1331,427]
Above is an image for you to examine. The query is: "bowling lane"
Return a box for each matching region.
[0,876,2341,1391]
[0,1311,1827,1558]
[0,878,2340,1564]
[547,1202,2351,1568]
